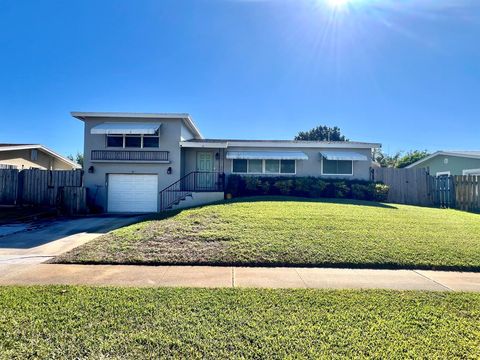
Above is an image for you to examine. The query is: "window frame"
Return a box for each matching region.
[463,169,480,176]
[105,133,160,149]
[231,159,296,175]
[321,157,354,176]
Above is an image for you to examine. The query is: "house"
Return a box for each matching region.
[73,112,381,212]
[406,151,480,177]
[0,144,80,170]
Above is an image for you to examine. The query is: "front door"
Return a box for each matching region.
[196,152,214,189]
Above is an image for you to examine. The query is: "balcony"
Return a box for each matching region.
[91,150,169,162]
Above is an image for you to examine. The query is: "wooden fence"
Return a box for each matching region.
[0,169,87,214]
[429,175,455,208]
[373,167,433,206]
[374,167,480,212]
[454,175,480,212]
[0,169,19,204]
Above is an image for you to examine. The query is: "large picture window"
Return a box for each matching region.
[232,159,296,174]
[106,133,159,149]
[322,158,353,175]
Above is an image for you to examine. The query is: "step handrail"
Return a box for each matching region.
[159,171,225,211]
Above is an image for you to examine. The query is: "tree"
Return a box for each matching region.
[375,150,429,168]
[374,150,402,168]
[294,125,348,141]
[396,150,430,168]
[68,152,84,168]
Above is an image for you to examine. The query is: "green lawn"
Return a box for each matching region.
[54,197,480,270]
[0,286,479,359]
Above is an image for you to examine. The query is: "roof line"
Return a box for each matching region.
[406,151,480,168]
[180,140,380,149]
[0,144,80,169]
[71,111,203,139]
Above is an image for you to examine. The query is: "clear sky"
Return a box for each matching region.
[0,0,479,157]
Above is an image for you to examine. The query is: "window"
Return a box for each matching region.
[106,133,159,149]
[280,160,295,174]
[125,135,141,148]
[265,160,280,174]
[463,169,480,176]
[107,135,123,147]
[322,158,353,175]
[232,159,247,173]
[248,160,263,173]
[143,135,159,148]
[232,159,296,174]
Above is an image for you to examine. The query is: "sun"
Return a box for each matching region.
[327,0,351,8]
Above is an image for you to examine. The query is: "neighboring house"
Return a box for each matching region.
[73,112,381,212]
[0,144,80,170]
[406,151,480,177]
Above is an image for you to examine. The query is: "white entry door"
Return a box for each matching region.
[107,174,158,212]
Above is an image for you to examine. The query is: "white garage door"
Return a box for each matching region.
[107,174,158,213]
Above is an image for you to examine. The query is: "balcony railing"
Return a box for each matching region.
[91,150,169,162]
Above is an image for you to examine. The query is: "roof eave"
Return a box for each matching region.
[0,144,80,169]
[71,111,203,140]
[406,151,480,168]
[180,140,380,149]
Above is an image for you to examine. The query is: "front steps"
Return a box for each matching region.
[167,192,225,211]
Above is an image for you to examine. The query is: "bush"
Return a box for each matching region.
[374,183,390,202]
[273,179,294,195]
[225,175,389,202]
[245,177,262,193]
[351,183,375,201]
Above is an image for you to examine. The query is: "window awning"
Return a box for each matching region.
[90,123,161,135]
[320,151,368,161]
[226,151,308,160]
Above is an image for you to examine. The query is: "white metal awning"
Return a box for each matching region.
[320,151,368,161]
[90,123,161,135]
[226,151,308,160]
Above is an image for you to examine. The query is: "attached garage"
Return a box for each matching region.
[107,174,158,213]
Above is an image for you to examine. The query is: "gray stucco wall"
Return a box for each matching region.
[411,155,480,176]
[182,147,373,180]
[83,117,184,212]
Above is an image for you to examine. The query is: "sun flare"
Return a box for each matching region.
[327,0,351,8]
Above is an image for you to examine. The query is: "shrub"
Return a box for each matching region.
[310,179,327,198]
[274,179,294,195]
[225,175,243,195]
[332,182,349,198]
[245,177,262,193]
[374,183,390,202]
[225,174,387,203]
[293,177,316,197]
[351,183,375,201]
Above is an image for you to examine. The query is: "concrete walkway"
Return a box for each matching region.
[1,264,479,291]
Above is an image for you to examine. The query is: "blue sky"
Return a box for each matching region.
[0,0,479,157]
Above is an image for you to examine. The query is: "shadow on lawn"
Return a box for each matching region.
[219,196,399,210]
[146,196,399,221]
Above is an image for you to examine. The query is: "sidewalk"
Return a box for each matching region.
[1,263,480,291]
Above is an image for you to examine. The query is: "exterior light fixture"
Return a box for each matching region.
[88,166,94,173]
[167,167,172,175]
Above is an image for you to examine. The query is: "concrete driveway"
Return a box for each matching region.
[0,215,146,264]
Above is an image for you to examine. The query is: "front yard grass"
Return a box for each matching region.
[1,286,479,359]
[54,197,480,270]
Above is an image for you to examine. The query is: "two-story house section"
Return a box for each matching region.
[73,112,381,213]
